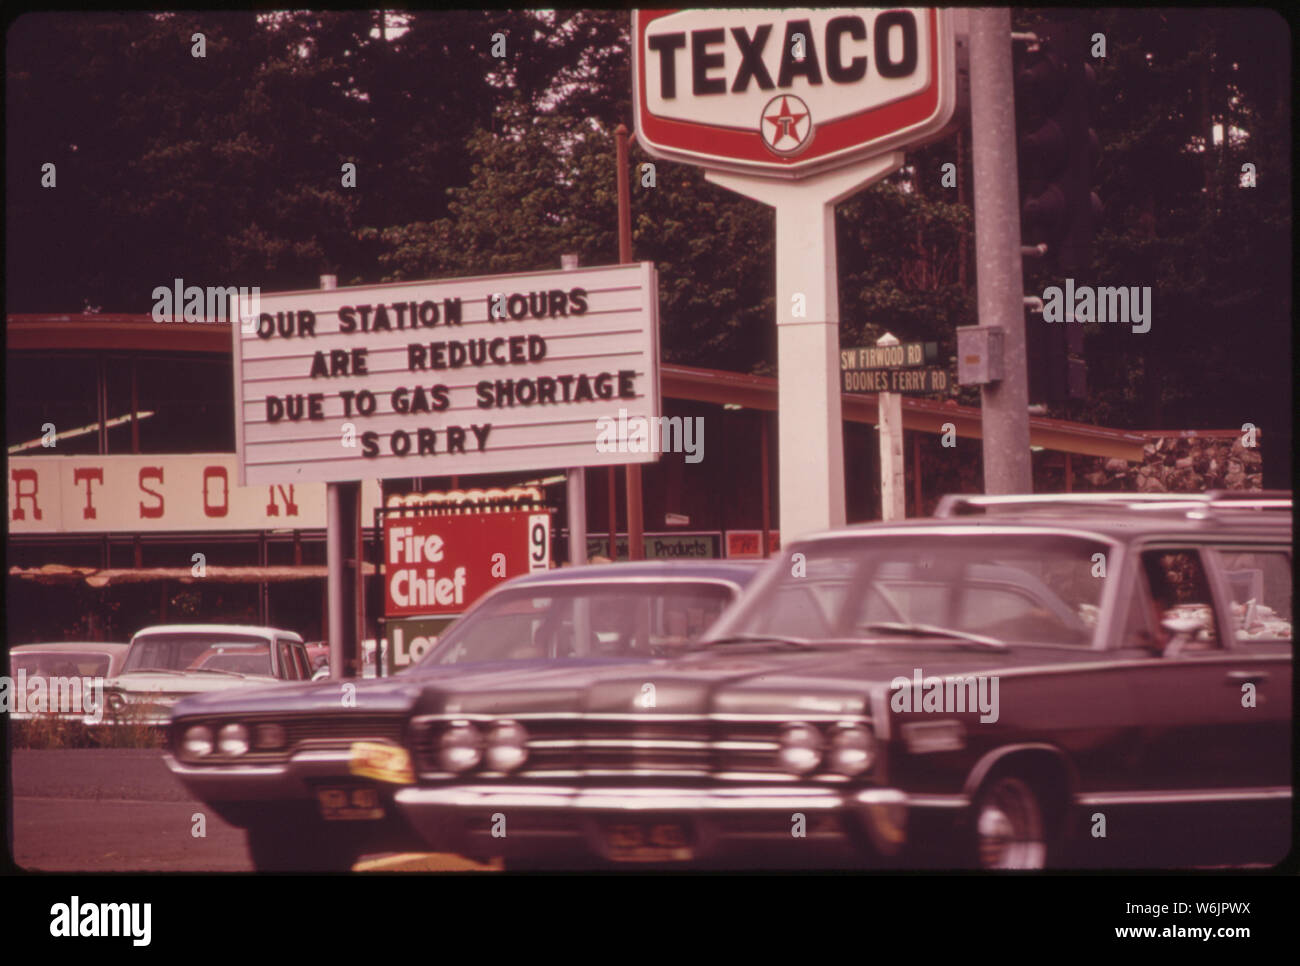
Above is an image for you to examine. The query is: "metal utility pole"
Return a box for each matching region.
[969,8,1032,493]
[323,273,363,678]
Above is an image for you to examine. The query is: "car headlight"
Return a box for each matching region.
[106,691,126,713]
[484,721,528,773]
[826,724,875,776]
[778,722,824,775]
[182,724,214,758]
[217,723,250,756]
[439,722,484,773]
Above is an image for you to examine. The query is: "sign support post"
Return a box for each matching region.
[560,253,588,567]
[875,332,906,520]
[707,153,904,540]
[617,124,646,561]
[566,466,587,567]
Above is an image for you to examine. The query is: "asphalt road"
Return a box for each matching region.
[9,749,1278,872]
[9,748,497,873]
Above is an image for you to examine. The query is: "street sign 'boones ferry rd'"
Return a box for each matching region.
[232,264,659,486]
[635,9,958,178]
[633,9,957,540]
[843,366,949,394]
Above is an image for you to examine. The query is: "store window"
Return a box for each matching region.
[131,355,234,454]
[6,353,99,455]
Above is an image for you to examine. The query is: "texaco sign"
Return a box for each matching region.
[634,8,957,178]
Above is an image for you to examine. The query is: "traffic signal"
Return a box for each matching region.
[1013,22,1101,270]
[1016,20,1099,405]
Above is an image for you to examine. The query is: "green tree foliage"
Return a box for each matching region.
[1064,9,1290,442]
[360,98,773,371]
[4,9,1289,469]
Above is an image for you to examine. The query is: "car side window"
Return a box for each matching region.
[1139,548,1220,650]
[1213,549,1292,644]
[276,639,300,679]
[292,643,311,679]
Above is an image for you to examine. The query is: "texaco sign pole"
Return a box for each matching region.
[634,9,957,540]
[707,156,903,535]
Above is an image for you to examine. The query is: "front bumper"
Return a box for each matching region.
[164,749,360,803]
[394,783,910,867]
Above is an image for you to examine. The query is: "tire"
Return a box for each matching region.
[971,774,1050,870]
[245,816,364,872]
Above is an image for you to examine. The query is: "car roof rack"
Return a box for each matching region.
[933,490,1292,519]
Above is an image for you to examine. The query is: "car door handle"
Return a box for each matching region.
[1225,670,1270,683]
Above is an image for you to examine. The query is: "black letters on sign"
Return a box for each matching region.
[874,11,918,79]
[692,28,727,95]
[825,16,867,83]
[648,32,686,99]
[730,25,774,93]
[778,20,823,88]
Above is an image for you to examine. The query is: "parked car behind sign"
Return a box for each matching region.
[106,625,311,726]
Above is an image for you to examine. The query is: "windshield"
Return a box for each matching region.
[706,534,1110,647]
[187,644,274,676]
[123,633,271,674]
[418,582,735,667]
[11,651,113,677]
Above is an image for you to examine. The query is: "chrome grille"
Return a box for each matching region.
[411,715,868,781]
[278,715,405,746]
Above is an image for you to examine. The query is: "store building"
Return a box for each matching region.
[6,311,1256,646]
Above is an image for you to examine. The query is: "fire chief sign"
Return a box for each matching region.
[634,9,957,178]
[233,263,659,486]
[385,510,551,617]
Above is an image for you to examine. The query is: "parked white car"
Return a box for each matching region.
[104,625,310,726]
[6,642,130,723]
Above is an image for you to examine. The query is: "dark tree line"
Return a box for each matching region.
[5,10,1290,479]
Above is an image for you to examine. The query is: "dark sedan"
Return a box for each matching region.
[164,560,760,870]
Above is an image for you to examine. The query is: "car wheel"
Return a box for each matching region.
[972,774,1049,870]
[245,817,363,872]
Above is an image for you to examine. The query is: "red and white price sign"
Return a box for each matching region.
[384,510,551,617]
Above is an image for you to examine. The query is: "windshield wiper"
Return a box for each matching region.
[696,634,816,650]
[184,667,259,677]
[857,622,1008,650]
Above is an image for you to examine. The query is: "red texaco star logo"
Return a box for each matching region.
[760,94,812,156]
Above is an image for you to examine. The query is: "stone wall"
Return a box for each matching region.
[1076,432,1263,493]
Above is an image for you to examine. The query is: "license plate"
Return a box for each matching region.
[348,741,414,784]
[317,785,385,821]
[604,822,694,862]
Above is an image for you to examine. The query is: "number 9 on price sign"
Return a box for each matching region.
[528,514,551,572]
